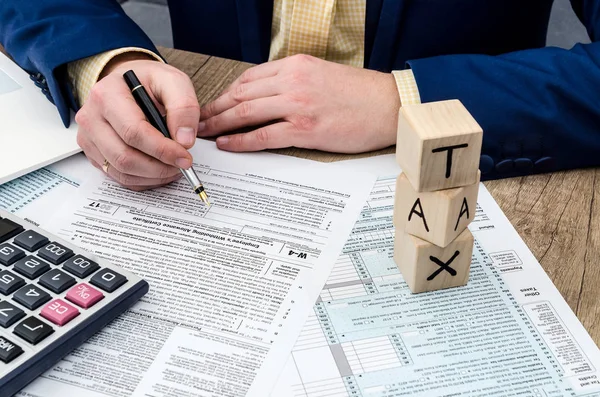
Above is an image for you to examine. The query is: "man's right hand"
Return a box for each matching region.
[75,56,200,191]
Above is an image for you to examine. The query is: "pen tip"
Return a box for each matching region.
[199,191,210,206]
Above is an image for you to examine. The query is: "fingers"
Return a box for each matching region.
[199,97,291,137]
[216,122,299,152]
[227,61,283,90]
[91,118,181,179]
[99,89,194,170]
[149,68,200,148]
[78,129,182,189]
[201,77,280,121]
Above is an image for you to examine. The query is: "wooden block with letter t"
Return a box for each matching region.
[396,99,483,192]
[393,171,480,247]
[393,228,474,293]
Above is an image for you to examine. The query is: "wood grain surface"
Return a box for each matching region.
[159,46,600,345]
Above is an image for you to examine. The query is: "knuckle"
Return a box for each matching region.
[232,83,247,102]
[255,128,270,144]
[168,95,200,114]
[287,71,307,86]
[292,114,316,131]
[113,149,134,172]
[153,142,170,162]
[88,82,107,104]
[120,120,143,146]
[75,109,90,129]
[235,101,253,119]
[290,53,314,66]
[158,165,174,180]
[239,69,253,84]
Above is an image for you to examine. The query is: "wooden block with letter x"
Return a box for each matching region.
[396,99,482,192]
[393,171,480,247]
[393,228,474,293]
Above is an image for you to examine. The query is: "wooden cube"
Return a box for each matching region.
[396,100,483,192]
[393,228,474,293]
[393,171,480,247]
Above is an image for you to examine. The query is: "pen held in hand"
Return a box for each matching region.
[122,70,210,205]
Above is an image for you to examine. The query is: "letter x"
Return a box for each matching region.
[427,251,460,281]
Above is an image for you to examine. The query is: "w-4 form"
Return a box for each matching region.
[9,141,374,397]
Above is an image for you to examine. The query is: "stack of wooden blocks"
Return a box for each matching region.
[393,99,483,293]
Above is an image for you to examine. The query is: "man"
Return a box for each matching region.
[1,1,599,191]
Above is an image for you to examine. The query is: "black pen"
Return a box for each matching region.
[123,70,210,205]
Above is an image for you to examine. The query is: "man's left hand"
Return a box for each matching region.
[199,54,400,153]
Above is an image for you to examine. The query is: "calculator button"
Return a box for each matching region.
[90,269,127,292]
[65,283,104,309]
[13,285,51,310]
[13,230,49,252]
[0,300,25,328]
[41,299,80,326]
[62,255,100,278]
[0,270,26,295]
[0,218,24,243]
[37,242,73,265]
[14,316,54,345]
[39,269,76,294]
[0,243,25,266]
[13,256,51,280]
[0,335,23,363]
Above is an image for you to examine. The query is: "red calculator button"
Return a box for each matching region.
[65,283,104,309]
[40,299,80,326]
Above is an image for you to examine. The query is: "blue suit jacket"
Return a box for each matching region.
[1,0,600,180]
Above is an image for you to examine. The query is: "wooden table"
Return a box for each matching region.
[158,46,600,346]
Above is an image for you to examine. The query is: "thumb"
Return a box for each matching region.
[152,68,200,149]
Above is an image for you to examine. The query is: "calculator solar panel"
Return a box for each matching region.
[0,209,149,397]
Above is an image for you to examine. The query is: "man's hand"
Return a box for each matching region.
[75,55,200,190]
[199,54,400,153]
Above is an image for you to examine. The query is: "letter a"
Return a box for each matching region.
[408,198,429,232]
[454,197,470,231]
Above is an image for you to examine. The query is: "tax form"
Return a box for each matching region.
[272,155,600,397]
[1,141,375,397]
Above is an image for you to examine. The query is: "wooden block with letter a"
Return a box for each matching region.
[395,99,483,192]
[393,171,480,247]
[393,228,474,293]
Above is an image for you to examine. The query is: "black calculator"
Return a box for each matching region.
[0,209,149,397]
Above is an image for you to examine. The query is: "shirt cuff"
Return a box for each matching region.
[67,47,163,107]
[392,69,421,106]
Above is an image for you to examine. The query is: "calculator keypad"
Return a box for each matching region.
[38,269,76,294]
[40,299,80,326]
[37,242,73,265]
[63,255,100,278]
[0,244,26,266]
[66,283,104,309]
[0,271,25,296]
[13,231,49,252]
[13,256,51,280]
[13,317,54,345]
[0,301,25,328]
[0,336,23,363]
[13,285,52,310]
[90,269,127,293]
[0,211,139,381]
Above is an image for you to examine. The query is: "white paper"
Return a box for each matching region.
[271,154,600,397]
[4,140,375,397]
[0,52,79,185]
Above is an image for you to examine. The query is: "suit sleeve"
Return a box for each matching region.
[407,0,600,180]
[0,0,160,126]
